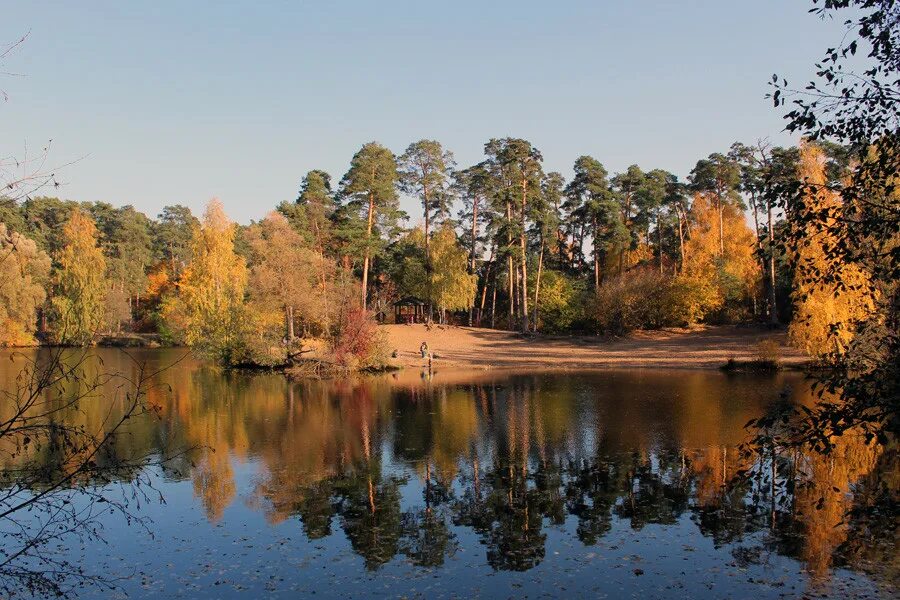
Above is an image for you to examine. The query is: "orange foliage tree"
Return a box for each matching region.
[678,193,760,323]
[788,142,875,358]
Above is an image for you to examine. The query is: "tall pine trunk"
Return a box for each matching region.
[657,211,664,274]
[519,177,529,333]
[468,198,479,326]
[361,187,375,309]
[767,201,778,324]
[716,192,725,256]
[751,195,765,319]
[676,205,686,272]
[593,216,601,292]
[532,236,544,332]
[490,268,498,329]
[313,220,330,333]
[506,200,515,330]
[423,180,433,321]
[577,222,586,270]
[478,260,492,326]
[477,245,494,327]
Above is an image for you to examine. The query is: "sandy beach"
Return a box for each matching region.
[383,323,808,371]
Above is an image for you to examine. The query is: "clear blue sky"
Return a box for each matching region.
[3,1,844,224]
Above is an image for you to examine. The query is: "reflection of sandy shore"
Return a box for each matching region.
[383,324,808,371]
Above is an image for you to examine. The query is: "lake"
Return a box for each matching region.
[0,348,895,598]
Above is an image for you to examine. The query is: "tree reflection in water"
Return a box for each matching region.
[1,349,894,593]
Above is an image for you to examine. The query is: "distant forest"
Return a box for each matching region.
[1,136,872,368]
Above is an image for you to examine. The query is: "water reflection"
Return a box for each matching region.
[1,349,895,595]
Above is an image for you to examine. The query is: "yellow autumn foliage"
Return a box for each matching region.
[678,193,759,323]
[430,225,476,313]
[162,199,248,358]
[788,142,875,357]
[49,210,108,345]
[0,223,51,346]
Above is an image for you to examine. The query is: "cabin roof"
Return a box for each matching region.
[394,296,426,306]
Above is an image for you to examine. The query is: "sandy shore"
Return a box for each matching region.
[383,324,807,371]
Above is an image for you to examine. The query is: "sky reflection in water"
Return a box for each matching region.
[1,349,895,599]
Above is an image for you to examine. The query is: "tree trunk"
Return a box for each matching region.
[506,201,515,330]
[750,195,765,319]
[717,193,725,256]
[423,182,430,257]
[519,177,530,333]
[676,205,686,272]
[477,245,494,327]
[423,179,434,322]
[532,236,544,333]
[767,201,778,324]
[468,198,479,326]
[361,187,376,309]
[313,220,330,334]
[657,211,664,274]
[593,216,601,292]
[490,271,498,329]
[478,259,492,327]
[623,191,632,271]
[470,198,479,273]
[361,254,370,309]
[286,305,295,342]
[577,222,586,270]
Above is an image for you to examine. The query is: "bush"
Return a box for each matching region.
[755,339,782,365]
[590,269,687,335]
[331,307,391,370]
[535,270,587,333]
[667,276,718,325]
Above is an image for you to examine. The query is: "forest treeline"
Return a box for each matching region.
[0,137,880,367]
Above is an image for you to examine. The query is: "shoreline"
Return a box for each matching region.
[382,323,809,371]
[4,325,810,375]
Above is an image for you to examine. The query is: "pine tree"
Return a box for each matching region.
[689,154,741,256]
[455,162,493,325]
[399,140,455,254]
[484,138,543,331]
[566,156,624,290]
[532,172,564,330]
[338,142,401,309]
[154,205,199,279]
[610,165,646,274]
[635,169,673,274]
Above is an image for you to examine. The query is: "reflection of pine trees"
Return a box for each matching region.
[398,461,457,567]
[565,458,625,545]
[399,507,457,567]
[333,466,406,570]
[479,459,547,571]
[14,359,892,581]
[613,451,690,529]
[688,446,768,547]
[294,480,335,540]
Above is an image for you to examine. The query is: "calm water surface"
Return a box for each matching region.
[1,349,895,599]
